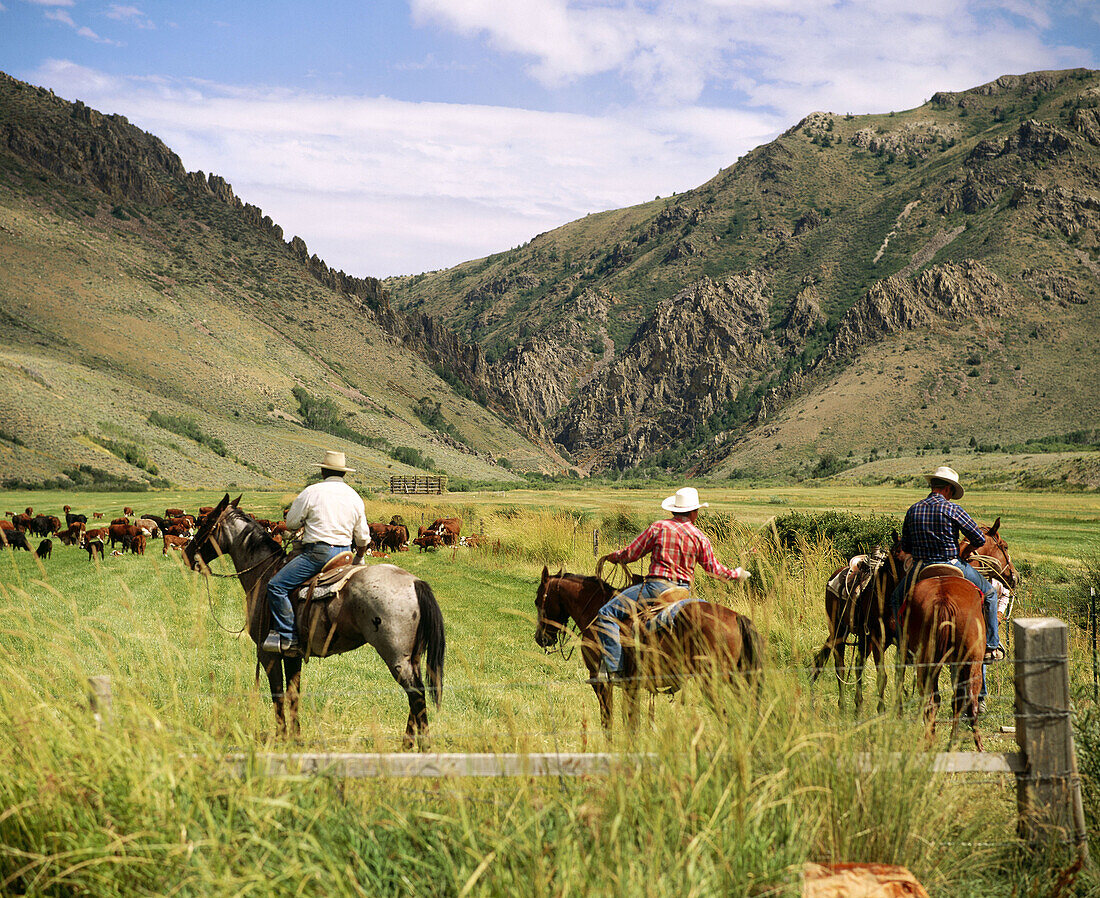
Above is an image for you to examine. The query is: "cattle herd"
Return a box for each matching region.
[0,504,483,563]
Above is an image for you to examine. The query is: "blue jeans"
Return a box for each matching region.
[266,543,348,641]
[595,578,678,674]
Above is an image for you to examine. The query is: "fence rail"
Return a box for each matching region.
[85,618,1088,861]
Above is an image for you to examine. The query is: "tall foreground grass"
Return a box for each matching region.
[0,498,1095,896]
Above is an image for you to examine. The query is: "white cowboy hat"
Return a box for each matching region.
[661,486,709,514]
[925,465,963,500]
[314,449,356,473]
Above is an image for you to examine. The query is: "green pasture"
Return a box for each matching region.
[1,485,1098,895]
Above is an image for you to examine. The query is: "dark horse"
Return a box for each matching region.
[535,565,764,731]
[184,494,445,749]
[810,540,904,712]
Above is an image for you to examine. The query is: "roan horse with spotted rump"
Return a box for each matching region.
[184,494,445,749]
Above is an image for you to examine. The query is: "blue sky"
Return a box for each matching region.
[2,1,1098,277]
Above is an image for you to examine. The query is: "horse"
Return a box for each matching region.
[895,569,986,750]
[810,541,906,713]
[184,494,445,749]
[960,516,1020,625]
[535,564,764,732]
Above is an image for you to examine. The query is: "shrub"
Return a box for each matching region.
[770,510,901,559]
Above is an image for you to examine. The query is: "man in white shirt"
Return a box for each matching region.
[261,450,370,657]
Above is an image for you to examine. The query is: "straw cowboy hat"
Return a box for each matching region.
[661,486,709,514]
[925,465,963,500]
[314,449,355,473]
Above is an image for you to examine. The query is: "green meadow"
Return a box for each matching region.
[1,484,1098,896]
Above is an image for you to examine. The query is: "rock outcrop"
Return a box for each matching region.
[554,273,773,469]
[823,261,1014,363]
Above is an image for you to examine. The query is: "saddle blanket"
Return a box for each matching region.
[291,563,367,604]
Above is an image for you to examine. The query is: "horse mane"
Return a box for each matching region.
[555,571,615,594]
[227,507,284,556]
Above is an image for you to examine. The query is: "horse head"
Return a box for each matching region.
[971,517,1020,589]
[184,493,232,572]
[534,566,571,648]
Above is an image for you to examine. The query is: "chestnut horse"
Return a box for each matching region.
[961,516,1020,622]
[896,570,986,750]
[185,494,445,749]
[535,566,764,731]
[810,540,905,712]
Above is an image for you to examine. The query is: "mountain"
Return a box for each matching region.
[0,72,559,490]
[387,69,1100,480]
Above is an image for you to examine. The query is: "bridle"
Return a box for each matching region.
[966,528,1017,589]
[537,576,578,661]
[191,506,284,636]
[191,507,282,580]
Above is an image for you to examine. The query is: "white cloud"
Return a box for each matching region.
[410,0,1092,117]
[30,60,781,276]
[23,0,74,6]
[106,4,155,29]
[44,6,120,43]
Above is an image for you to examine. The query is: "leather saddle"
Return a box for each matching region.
[292,551,364,603]
[635,586,693,631]
[915,562,966,583]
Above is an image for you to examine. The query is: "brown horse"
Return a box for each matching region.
[185,494,445,749]
[961,517,1020,621]
[896,570,986,750]
[535,566,764,731]
[810,539,905,712]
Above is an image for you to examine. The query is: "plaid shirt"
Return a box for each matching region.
[901,492,985,563]
[609,517,736,584]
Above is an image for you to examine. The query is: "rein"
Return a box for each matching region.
[540,576,579,662]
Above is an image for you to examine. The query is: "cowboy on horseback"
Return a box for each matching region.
[592,487,750,683]
[261,450,371,657]
[889,466,1005,663]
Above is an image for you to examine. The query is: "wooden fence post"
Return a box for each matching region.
[88,675,112,728]
[1013,618,1088,860]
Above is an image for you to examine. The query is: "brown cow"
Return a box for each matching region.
[413,531,444,552]
[112,517,129,525]
[92,512,104,519]
[123,507,135,516]
[10,513,32,532]
[163,533,189,554]
[85,527,109,543]
[85,539,104,561]
[58,522,85,546]
[164,507,184,518]
[108,523,138,549]
[129,533,147,555]
[427,517,462,546]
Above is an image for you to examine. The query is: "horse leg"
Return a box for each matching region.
[592,682,614,733]
[623,682,640,733]
[261,654,287,739]
[957,661,984,752]
[283,657,302,741]
[833,640,847,712]
[390,659,430,751]
[853,645,865,712]
[872,641,888,714]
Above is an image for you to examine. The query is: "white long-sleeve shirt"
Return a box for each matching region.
[285,476,370,548]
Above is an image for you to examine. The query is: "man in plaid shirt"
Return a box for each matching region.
[592,487,750,682]
[890,465,1003,663]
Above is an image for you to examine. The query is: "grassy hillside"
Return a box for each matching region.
[387,69,1100,476]
[0,74,555,489]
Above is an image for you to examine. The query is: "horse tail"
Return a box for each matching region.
[414,579,446,708]
[737,613,766,678]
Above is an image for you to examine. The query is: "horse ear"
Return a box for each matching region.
[230,494,242,508]
[541,566,549,583]
[989,516,1000,535]
[892,529,900,543]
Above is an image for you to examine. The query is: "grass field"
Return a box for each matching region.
[1,484,1098,895]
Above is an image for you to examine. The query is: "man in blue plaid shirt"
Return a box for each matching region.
[890,466,1004,663]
